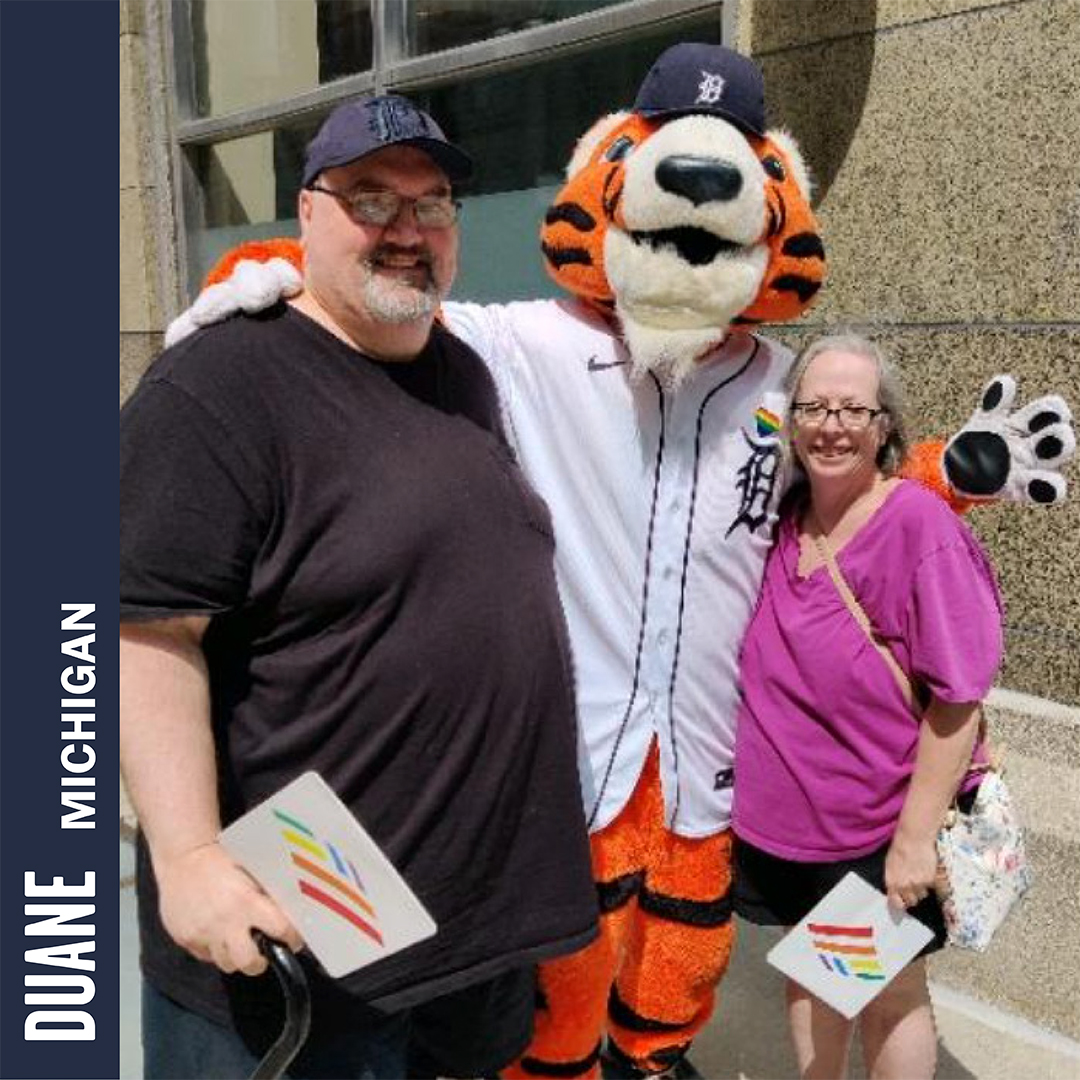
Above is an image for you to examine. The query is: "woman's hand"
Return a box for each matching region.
[887,697,981,912]
[884,830,939,912]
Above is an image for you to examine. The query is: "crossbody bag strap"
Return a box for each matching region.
[809,513,992,799]
[808,515,918,715]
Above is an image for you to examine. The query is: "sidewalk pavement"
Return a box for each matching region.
[688,916,1080,1080]
[119,829,1080,1079]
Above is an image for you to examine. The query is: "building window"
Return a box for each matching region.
[316,0,374,83]
[189,0,373,118]
[175,1,724,300]
[406,0,622,56]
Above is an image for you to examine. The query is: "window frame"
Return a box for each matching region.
[165,0,731,295]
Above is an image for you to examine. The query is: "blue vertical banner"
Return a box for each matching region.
[0,3,119,1078]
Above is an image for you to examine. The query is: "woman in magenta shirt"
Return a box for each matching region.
[732,333,1003,1080]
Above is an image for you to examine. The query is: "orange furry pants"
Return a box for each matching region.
[505,745,734,1079]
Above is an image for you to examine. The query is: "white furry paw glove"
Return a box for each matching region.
[943,375,1075,504]
[164,258,303,348]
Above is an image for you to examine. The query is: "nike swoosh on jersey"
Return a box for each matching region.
[587,355,629,372]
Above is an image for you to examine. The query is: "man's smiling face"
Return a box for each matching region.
[299,145,458,330]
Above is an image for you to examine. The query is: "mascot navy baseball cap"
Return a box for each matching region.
[302,93,473,188]
[633,43,766,137]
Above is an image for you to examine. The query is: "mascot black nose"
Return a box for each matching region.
[656,156,744,206]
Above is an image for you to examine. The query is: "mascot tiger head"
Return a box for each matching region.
[541,43,825,386]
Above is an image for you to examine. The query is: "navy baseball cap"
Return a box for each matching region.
[633,43,767,137]
[302,93,473,188]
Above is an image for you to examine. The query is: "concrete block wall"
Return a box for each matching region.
[737,0,1080,1038]
[120,0,179,404]
[119,0,180,846]
[941,692,1080,1037]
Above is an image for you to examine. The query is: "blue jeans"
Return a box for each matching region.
[142,980,410,1079]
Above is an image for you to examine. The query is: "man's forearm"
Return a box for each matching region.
[119,616,302,972]
[119,617,219,863]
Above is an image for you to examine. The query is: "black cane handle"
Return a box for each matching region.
[248,931,312,1080]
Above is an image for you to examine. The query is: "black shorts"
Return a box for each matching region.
[733,837,947,957]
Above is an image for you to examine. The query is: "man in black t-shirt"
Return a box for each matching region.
[120,94,596,1079]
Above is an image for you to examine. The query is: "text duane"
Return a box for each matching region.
[24,873,97,1040]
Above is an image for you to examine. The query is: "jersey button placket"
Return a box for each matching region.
[646,394,693,745]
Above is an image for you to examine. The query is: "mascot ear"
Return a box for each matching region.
[566,111,631,178]
[764,128,813,201]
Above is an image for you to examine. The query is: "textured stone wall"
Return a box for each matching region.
[737,0,1080,1038]
[120,0,179,404]
[740,0,1079,705]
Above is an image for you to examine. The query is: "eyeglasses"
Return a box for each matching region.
[792,402,885,429]
[309,185,460,229]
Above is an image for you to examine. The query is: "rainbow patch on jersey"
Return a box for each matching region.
[755,407,782,438]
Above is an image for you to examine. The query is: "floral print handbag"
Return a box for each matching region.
[934,769,1032,951]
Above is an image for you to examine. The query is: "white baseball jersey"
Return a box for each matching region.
[446,298,794,838]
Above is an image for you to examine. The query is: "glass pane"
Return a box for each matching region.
[316,0,374,83]
[189,0,372,117]
[407,0,625,56]
[186,14,723,301]
[187,123,312,288]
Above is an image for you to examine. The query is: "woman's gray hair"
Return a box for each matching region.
[783,332,909,476]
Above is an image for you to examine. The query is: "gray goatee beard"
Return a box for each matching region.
[360,257,439,325]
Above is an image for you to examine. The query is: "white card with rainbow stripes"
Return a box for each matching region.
[220,771,436,978]
[766,872,933,1018]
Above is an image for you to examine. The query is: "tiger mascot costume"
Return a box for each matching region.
[169,44,1073,1080]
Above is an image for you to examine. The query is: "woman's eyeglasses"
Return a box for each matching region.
[791,403,885,429]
